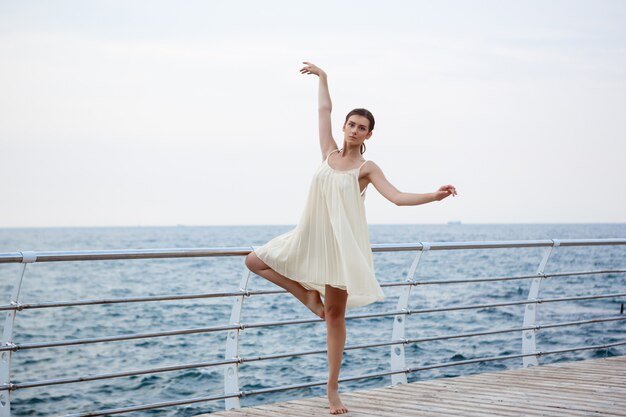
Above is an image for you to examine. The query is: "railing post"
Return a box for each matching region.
[223,254,252,410]
[390,242,429,385]
[1,252,36,417]
[522,239,560,367]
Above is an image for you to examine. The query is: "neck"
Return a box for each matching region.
[341,143,362,157]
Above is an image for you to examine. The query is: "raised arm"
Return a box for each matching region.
[300,62,339,160]
[364,162,458,206]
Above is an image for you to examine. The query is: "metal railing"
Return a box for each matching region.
[1,238,625,417]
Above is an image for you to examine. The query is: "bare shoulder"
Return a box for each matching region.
[361,160,383,177]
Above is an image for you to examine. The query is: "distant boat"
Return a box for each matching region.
[447,220,462,225]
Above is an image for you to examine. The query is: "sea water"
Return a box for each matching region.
[1,224,625,416]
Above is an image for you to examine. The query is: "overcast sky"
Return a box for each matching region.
[1,0,624,227]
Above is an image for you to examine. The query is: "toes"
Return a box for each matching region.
[329,406,348,414]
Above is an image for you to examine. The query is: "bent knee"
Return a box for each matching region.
[245,252,266,272]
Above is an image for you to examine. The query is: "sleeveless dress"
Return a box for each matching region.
[254,149,385,309]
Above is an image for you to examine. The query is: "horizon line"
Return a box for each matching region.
[1,222,625,230]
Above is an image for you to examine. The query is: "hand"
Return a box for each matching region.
[434,184,458,201]
[300,61,326,78]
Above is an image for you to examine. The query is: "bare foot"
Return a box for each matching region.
[304,290,325,319]
[327,384,348,414]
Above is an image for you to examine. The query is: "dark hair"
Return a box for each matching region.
[344,108,375,155]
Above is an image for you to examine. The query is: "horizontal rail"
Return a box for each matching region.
[0,248,254,263]
[4,315,624,392]
[399,292,626,316]
[2,238,625,263]
[0,289,286,311]
[0,323,243,352]
[60,340,626,417]
[2,268,624,312]
[410,316,626,343]
[4,292,625,352]
[413,269,626,286]
[1,357,241,391]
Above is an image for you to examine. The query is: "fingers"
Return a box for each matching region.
[439,184,458,197]
[300,61,319,75]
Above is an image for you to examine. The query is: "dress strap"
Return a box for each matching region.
[358,160,369,170]
[325,148,341,161]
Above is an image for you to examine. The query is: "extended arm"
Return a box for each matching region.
[300,62,338,159]
[365,162,457,206]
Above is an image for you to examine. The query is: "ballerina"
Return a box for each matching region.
[246,61,457,414]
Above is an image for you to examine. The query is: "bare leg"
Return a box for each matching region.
[245,252,325,319]
[324,284,349,414]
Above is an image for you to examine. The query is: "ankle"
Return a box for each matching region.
[327,381,339,391]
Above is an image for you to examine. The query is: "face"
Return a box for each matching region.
[342,115,372,144]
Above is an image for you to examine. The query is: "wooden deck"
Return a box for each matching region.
[205,355,626,416]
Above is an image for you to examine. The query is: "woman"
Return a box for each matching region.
[245,62,457,415]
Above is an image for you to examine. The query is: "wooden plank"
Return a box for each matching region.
[354,385,587,417]
[353,386,569,417]
[263,403,326,417]
[213,407,276,417]
[418,379,626,415]
[206,355,626,417]
[458,373,626,394]
[449,365,625,383]
[427,380,626,404]
[524,366,626,378]
[441,371,625,389]
[393,381,622,417]
[284,398,396,417]
[295,396,411,417]
[347,391,522,417]
[423,377,626,405]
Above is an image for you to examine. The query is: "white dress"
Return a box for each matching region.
[254,149,385,309]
